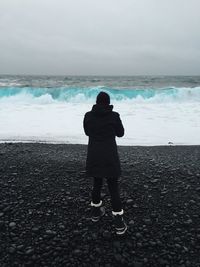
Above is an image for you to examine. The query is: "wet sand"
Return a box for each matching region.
[0,143,200,266]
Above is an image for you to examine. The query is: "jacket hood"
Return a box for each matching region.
[91,104,113,116]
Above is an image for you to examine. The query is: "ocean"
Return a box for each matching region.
[0,75,200,145]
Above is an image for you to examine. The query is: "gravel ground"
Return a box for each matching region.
[0,143,200,267]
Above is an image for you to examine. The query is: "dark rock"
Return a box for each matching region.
[135,232,142,238]
[133,261,143,267]
[0,143,200,266]
[17,245,24,250]
[158,258,170,266]
[149,241,157,247]
[102,230,111,239]
[32,227,40,233]
[143,219,152,225]
[58,224,65,230]
[114,253,122,262]
[143,258,148,263]
[126,199,134,204]
[113,241,121,249]
[137,242,143,248]
[26,248,34,255]
[46,230,56,236]
[3,206,11,212]
[8,246,16,254]
[9,222,16,228]
[184,219,193,226]
[129,220,134,225]
[73,249,82,255]
[151,179,159,183]
[0,220,5,230]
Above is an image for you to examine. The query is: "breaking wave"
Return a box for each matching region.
[0,86,200,104]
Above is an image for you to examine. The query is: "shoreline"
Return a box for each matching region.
[1,143,200,266]
[1,140,200,147]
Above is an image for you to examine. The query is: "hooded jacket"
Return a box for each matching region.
[83,104,124,178]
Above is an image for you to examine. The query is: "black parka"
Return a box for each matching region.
[83,104,124,178]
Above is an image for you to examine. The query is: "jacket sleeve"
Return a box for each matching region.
[83,113,89,136]
[115,113,124,137]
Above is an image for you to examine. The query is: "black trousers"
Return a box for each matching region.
[92,177,122,212]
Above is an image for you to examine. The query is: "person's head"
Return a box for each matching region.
[96,91,110,105]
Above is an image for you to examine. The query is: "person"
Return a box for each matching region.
[83,91,127,235]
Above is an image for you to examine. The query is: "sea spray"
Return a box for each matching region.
[0,86,200,104]
[0,76,200,145]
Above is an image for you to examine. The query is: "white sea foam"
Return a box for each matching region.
[0,97,200,145]
[0,82,23,87]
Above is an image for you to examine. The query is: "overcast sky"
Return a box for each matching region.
[0,0,200,75]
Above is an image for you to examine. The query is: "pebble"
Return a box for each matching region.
[26,248,34,255]
[158,259,170,266]
[167,203,172,207]
[32,255,37,261]
[137,242,143,248]
[126,199,134,204]
[150,213,157,218]
[95,247,101,254]
[114,253,122,262]
[113,241,121,248]
[3,206,11,212]
[133,261,143,267]
[143,219,152,225]
[46,230,57,236]
[149,241,157,246]
[17,245,24,250]
[184,219,193,225]
[73,249,82,255]
[8,247,16,254]
[136,232,142,238]
[102,230,111,239]
[0,221,5,230]
[9,222,16,228]
[175,243,182,249]
[129,220,134,225]
[58,224,65,230]
[151,179,159,183]
[91,233,97,239]
[32,227,39,233]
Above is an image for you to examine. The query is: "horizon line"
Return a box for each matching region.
[1,73,200,77]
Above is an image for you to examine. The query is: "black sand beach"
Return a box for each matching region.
[0,143,200,266]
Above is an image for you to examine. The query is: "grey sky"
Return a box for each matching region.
[0,0,200,75]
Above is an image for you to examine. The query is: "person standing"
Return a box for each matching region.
[83,91,127,235]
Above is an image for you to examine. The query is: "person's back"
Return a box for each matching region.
[84,101,124,178]
[83,91,127,235]
[84,104,124,141]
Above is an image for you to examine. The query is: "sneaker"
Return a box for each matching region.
[91,201,105,222]
[112,210,127,235]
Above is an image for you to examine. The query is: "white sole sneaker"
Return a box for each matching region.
[91,207,105,222]
[116,223,128,235]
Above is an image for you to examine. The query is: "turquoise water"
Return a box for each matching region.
[0,75,200,103]
[0,75,200,145]
[0,86,200,103]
